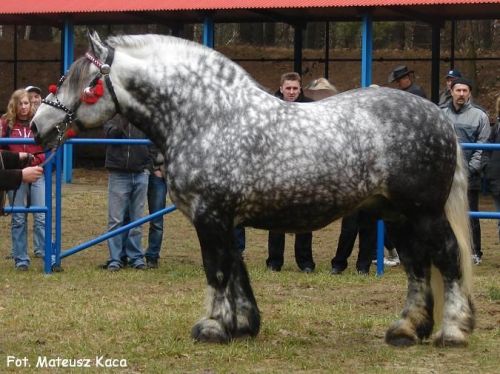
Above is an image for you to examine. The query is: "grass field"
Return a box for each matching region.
[0,168,499,373]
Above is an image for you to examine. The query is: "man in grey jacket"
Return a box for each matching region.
[441,78,490,265]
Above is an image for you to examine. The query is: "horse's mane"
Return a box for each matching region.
[106,34,266,92]
[106,34,204,57]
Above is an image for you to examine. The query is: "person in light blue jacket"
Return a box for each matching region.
[441,78,490,265]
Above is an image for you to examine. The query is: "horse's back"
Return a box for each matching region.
[332,87,457,213]
[236,87,456,225]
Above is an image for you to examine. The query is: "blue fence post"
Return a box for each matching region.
[43,153,54,274]
[62,20,74,184]
[376,220,385,276]
[55,147,64,269]
[361,13,373,88]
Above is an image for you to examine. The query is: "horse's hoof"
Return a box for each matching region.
[433,329,468,347]
[385,321,418,347]
[191,318,230,344]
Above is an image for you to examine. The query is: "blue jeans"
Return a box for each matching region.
[8,176,45,268]
[145,172,167,261]
[107,171,149,268]
[234,226,245,254]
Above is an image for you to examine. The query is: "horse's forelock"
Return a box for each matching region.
[65,56,92,96]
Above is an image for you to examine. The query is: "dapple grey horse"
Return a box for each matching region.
[31,32,474,347]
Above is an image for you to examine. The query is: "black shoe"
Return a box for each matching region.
[301,267,313,273]
[146,258,159,269]
[330,267,344,275]
[16,264,29,271]
[107,265,121,272]
[134,264,146,270]
[267,265,281,272]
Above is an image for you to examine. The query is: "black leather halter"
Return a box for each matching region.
[41,45,121,144]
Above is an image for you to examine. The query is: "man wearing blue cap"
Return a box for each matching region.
[438,69,462,107]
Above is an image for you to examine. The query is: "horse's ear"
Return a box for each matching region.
[87,29,107,60]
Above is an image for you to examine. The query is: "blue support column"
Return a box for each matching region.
[203,16,214,48]
[62,20,74,183]
[361,14,373,88]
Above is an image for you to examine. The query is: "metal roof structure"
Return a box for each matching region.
[1,0,499,25]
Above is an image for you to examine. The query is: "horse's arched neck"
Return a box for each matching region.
[111,40,266,152]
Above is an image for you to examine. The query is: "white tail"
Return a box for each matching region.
[432,143,473,321]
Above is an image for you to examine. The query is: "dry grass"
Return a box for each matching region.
[0,168,499,373]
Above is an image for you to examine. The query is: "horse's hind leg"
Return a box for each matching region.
[384,218,435,347]
[385,214,474,347]
[191,214,260,343]
[430,219,475,347]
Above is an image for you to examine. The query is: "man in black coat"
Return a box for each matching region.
[266,72,315,273]
[388,65,427,99]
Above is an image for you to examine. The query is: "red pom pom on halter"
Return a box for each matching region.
[48,84,58,94]
[81,79,104,104]
[66,129,77,138]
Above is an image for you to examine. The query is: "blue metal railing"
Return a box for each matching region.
[1,137,177,273]
[1,138,499,274]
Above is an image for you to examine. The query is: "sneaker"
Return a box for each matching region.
[146,258,159,269]
[16,264,29,271]
[472,254,482,265]
[384,257,399,267]
[372,257,400,267]
[134,264,146,270]
[34,253,45,259]
[107,265,121,272]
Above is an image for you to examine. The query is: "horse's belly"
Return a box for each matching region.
[241,203,344,232]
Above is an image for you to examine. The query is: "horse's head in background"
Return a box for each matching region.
[31,31,118,148]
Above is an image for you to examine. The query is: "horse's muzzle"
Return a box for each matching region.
[30,122,42,145]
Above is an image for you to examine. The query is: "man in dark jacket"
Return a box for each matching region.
[266,72,315,273]
[104,114,152,271]
[144,145,167,269]
[441,78,490,265]
[0,151,43,190]
[388,65,427,99]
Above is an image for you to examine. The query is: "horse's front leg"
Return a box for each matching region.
[191,215,260,343]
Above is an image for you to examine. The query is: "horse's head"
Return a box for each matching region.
[31,31,119,148]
